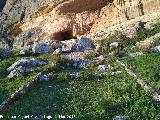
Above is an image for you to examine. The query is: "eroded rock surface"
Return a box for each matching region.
[0,48,11,59]
[7,57,47,72]
[0,0,160,49]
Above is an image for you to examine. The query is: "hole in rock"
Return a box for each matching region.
[52,30,75,41]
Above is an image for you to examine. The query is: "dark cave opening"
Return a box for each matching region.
[52,30,75,41]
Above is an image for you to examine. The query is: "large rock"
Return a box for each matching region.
[0,48,11,59]
[73,36,96,52]
[72,58,93,68]
[113,116,129,120]
[128,52,143,57]
[8,66,31,78]
[33,42,53,54]
[7,57,47,72]
[0,0,6,12]
[52,48,62,54]
[136,32,160,49]
[37,72,49,81]
[151,46,160,53]
[61,39,77,52]
[97,65,113,70]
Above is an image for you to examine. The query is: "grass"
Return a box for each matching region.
[122,53,160,90]
[0,54,36,103]
[1,22,160,119]
[98,23,160,55]
[2,59,160,120]
[0,52,71,104]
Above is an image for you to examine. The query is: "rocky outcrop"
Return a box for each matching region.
[136,32,160,49]
[32,42,53,54]
[7,57,47,78]
[0,0,6,12]
[8,66,32,78]
[0,0,160,49]
[0,48,11,59]
[20,36,95,54]
[7,57,47,72]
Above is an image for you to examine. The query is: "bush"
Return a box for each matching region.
[58,72,69,80]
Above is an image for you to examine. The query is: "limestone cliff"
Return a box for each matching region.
[0,0,160,49]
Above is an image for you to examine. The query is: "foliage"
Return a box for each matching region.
[123,53,160,89]
[3,61,160,120]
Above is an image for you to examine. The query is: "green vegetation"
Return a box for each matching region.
[0,54,35,103]
[1,22,160,120]
[0,53,64,104]
[98,23,160,55]
[123,53,160,90]
[4,59,160,120]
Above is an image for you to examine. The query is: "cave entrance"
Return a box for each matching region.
[52,30,74,41]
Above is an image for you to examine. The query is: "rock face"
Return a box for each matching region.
[0,0,6,12]
[151,46,160,53]
[0,0,160,48]
[0,48,11,59]
[74,36,96,52]
[7,57,47,78]
[136,32,160,49]
[33,43,53,54]
[8,66,32,78]
[7,57,47,72]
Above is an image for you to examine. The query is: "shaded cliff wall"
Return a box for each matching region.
[0,0,6,12]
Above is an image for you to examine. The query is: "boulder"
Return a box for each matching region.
[0,48,11,59]
[52,48,62,54]
[8,66,31,78]
[61,39,77,52]
[113,116,129,120]
[109,42,119,49]
[61,45,72,53]
[69,72,81,80]
[128,52,143,57]
[37,72,49,81]
[33,43,53,54]
[151,46,160,53]
[73,36,96,52]
[96,55,105,61]
[97,65,113,70]
[7,57,47,72]
[72,58,93,68]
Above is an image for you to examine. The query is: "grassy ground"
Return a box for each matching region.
[1,23,160,119]
[2,59,160,120]
[98,23,160,55]
[0,54,34,104]
[122,53,160,90]
[0,54,49,104]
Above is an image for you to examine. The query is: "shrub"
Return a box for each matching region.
[58,72,69,80]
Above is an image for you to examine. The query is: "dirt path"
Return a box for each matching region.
[116,59,160,101]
